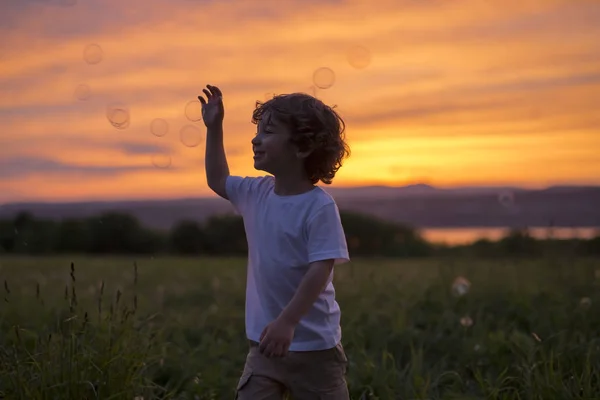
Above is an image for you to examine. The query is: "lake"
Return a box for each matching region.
[419,227,599,245]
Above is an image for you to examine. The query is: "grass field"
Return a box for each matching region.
[1,255,599,399]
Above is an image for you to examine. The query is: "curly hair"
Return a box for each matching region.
[251,92,350,185]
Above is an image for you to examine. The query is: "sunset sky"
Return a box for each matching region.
[1,0,599,203]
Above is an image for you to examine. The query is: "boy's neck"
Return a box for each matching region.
[273,173,315,196]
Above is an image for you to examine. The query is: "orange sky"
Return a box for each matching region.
[1,0,599,202]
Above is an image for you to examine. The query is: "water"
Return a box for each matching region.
[420,227,599,245]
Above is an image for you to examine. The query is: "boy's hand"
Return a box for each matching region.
[258,317,296,358]
[198,84,224,129]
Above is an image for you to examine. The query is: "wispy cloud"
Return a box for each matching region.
[0,156,156,179]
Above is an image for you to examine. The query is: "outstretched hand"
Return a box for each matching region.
[198,84,224,129]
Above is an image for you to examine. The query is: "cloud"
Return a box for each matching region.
[115,142,170,155]
[0,156,158,179]
[341,71,600,134]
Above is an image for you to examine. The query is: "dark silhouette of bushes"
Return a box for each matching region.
[0,210,598,258]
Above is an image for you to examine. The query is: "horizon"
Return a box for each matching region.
[1,0,599,203]
[2,182,599,206]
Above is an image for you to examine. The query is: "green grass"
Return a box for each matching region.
[1,255,599,399]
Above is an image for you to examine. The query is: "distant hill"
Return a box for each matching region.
[1,185,599,230]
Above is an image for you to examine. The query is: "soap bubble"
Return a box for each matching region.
[451,276,471,297]
[180,125,203,147]
[460,316,473,327]
[83,44,103,65]
[184,100,202,122]
[151,152,172,169]
[74,84,91,100]
[347,45,371,69]
[106,102,130,130]
[498,191,515,208]
[150,118,169,137]
[313,67,335,89]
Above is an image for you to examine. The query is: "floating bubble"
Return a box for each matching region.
[83,43,103,65]
[151,152,171,169]
[460,316,473,327]
[150,118,169,137]
[184,100,202,122]
[347,45,372,69]
[498,191,515,208]
[180,125,203,147]
[74,84,91,100]
[106,103,130,130]
[313,67,335,89]
[451,276,471,297]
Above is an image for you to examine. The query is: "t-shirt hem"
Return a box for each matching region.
[247,333,340,352]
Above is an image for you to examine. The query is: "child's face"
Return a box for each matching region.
[251,112,301,175]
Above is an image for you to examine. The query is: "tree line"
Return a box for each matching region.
[0,211,598,258]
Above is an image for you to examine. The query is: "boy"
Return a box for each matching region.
[199,84,351,399]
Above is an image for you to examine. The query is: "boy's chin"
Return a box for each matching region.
[253,160,268,172]
[253,163,277,177]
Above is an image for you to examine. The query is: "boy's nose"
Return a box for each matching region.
[251,136,261,146]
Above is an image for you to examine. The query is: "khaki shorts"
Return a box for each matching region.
[235,340,350,400]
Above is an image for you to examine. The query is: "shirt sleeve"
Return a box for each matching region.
[225,175,273,215]
[306,202,350,265]
[225,175,256,215]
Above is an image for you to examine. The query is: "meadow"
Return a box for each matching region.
[1,255,599,399]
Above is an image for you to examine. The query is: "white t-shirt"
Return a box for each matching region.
[225,175,350,351]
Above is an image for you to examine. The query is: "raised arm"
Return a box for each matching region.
[199,84,229,200]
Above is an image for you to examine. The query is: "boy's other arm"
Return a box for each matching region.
[205,124,230,200]
[258,259,334,357]
[279,202,349,325]
[278,259,334,325]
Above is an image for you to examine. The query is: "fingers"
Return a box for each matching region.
[274,343,286,358]
[259,335,268,353]
[259,338,273,357]
[198,84,222,105]
[259,339,288,358]
[266,342,279,358]
[209,85,223,98]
